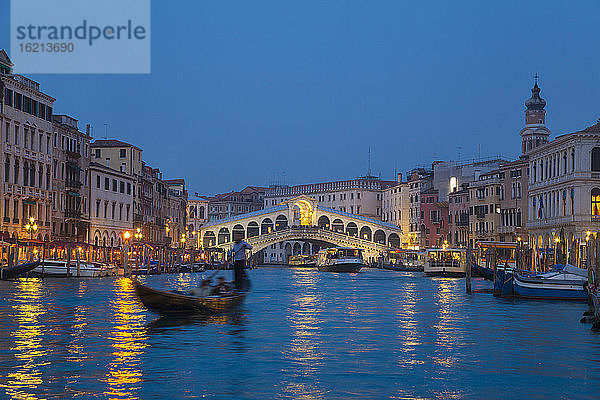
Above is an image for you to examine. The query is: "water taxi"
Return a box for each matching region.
[383,249,425,271]
[424,248,466,277]
[317,247,364,273]
[288,254,317,267]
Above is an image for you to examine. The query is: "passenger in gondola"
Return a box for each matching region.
[190,279,212,297]
[211,276,232,296]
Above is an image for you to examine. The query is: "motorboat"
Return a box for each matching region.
[31,260,113,277]
[317,247,364,273]
[424,248,466,277]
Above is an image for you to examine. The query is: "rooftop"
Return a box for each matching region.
[91,139,142,151]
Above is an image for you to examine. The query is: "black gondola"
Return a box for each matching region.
[0,261,40,280]
[471,263,494,280]
[131,279,249,316]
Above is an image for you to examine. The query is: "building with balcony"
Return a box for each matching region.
[51,115,92,242]
[527,119,600,265]
[0,50,54,240]
[469,171,502,244]
[448,186,469,247]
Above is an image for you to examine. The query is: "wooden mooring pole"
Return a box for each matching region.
[466,244,472,294]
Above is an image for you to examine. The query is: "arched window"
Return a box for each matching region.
[4,158,9,182]
[592,188,600,218]
[23,161,29,187]
[592,148,600,171]
[199,205,205,219]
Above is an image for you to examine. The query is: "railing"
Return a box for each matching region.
[66,180,82,189]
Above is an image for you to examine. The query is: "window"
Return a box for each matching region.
[5,89,12,106]
[127,182,131,194]
[112,179,117,192]
[95,149,101,158]
[105,177,110,190]
[592,148,600,172]
[96,175,100,188]
[119,181,125,193]
[592,189,600,217]
[120,149,126,158]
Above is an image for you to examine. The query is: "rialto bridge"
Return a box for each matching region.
[199,195,403,260]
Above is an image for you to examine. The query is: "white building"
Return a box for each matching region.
[527,119,600,266]
[0,50,54,240]
[89,162,134,247]
[381,174,410,246]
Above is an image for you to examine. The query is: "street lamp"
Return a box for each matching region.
[134,227,143,241]
[24,217,38,261]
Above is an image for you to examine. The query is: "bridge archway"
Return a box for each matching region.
[285,243,292,261]
[261,218,274,234]
[374,229,386,245]
[247,222,259,238]
[232,224,245,241]
[294,199,313,226]
[388,233,400,248]
[332,219,344,233]
[204,231,216,247]
[346,222,358,237]
[302,242,310,254]
[318,215,330,229]
[275,215,288,231]
[293,242,301,255]
[218,227,230,244]
[360,226,372,241]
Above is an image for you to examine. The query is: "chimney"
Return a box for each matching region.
[397,172,402,183]
[86,124,90,136]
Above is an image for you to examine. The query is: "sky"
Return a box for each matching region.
[1,1,599,195]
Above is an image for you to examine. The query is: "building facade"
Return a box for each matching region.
[88,162,134,247]
[51,115,92,242]
[0,51,54,240]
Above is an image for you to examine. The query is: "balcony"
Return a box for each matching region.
[133,214,143,222]
[66,150,81,160]
[66,180,82,190]
[65,209,82,219]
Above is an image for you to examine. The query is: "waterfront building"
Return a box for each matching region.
[51,115,92,242]
[0,51,54,240]
[381,173,410,246]
[187,197,209,248]
[204,186,266,222]
[469,170,502,244]
[419,188,449,247]
[88,162,134,247]
[448,186,470,247]
[497,159,528,242]
[165,179,188,247]
[527,119,600,265]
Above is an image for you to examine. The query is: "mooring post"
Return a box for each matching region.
[466,244,472,294]
[66,243,72,277]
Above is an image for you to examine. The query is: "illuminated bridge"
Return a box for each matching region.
[199,195,403,260]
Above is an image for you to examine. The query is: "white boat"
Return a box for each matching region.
[424,248,466,277]
[317,247,364,273]
[32,260,115,277]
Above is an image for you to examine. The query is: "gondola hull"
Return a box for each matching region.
[0,261,40,280]
[132,279,248,316]
[317,263,363,273]
[472,263,494,280]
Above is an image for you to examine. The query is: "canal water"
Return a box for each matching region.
[0,268,599,399]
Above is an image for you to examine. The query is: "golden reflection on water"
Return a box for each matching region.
[395,281,423,367]
[433,279,461,369]
[102,277,148,400]
[1,279,47,400]
[281,269,326,400]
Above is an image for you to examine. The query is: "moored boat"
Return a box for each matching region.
[317,247,364,273]
[424,248,466,277]
[132,279,249,316]
[0,261,40,280]
[31,260,114,277]
[288,254,317,267]
[471,263,494,280]
[513,265,588,301]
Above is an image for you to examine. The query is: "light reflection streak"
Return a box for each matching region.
[102,278,148,400]
[281,269,326,400]
[1,278,47,400]
[395,281,423,367]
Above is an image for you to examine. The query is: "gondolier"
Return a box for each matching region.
[230,238,252,290]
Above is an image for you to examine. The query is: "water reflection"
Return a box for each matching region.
[102,277,148,400]
[281,269,326,400]
[395,280,422,367]
[2,279,47,400]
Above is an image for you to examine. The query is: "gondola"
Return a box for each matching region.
[471,263,494,280]
[131,279,249,316]
[0,261,40,280]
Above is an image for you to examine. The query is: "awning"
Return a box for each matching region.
[66,161,83,171]
[67,191,80,197]
[23,200,36,205]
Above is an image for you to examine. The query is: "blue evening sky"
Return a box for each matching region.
[1,1,599,195]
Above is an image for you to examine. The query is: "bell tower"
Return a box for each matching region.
[520,75,550,155]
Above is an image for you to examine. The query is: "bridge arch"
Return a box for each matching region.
[293,242,301,255]
[317,215,330,229]
[302,242,310,254]
[232,224,245,241]
[332,219,344,233]
[360,226,372,241]
[346,222,358,237]
[294,199,314,226]
[261,218,274,234]
[218,227,230,244]
[388,233,400,248]
[374,229,386,245]
[275,215,288,231]
[247,221,259,238]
